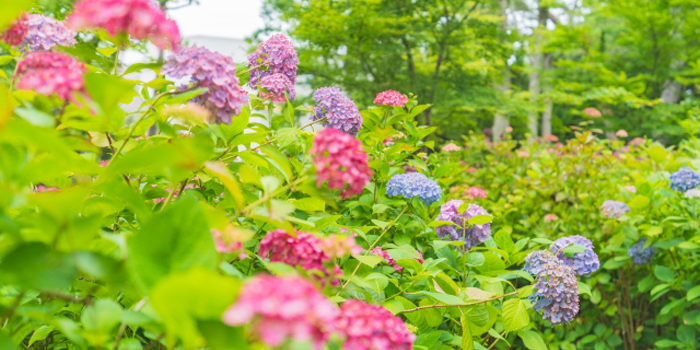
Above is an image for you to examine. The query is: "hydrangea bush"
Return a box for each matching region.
[0,2,697,350]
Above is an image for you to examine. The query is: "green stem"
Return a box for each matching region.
[241,176,309,215]
[398,291,518,314]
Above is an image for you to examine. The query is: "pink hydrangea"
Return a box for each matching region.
[582,107,601,118]
[13,14,76,51]
[517,151,530,158]
[260,73,294,103]
[334,299,415,350]
[67,0,181,49]
[259,229,330,272]
[543,134,559,142]
[162,46,248,124]
[625,185,636,193]
[1,13,28,46]
[211,226,251,256]
[441,142,461,152]
[466,167,478,173]
[321,234,362,258]
[464,186,487,200]
[616,130,628,138]
[544,214,559,222]
[222,275,338,350]
[374,90,408,107]
[311,128,372,198]
[248,34,299,99]
[14,51,87,101]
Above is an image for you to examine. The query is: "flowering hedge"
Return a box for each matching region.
[0,2,699,350]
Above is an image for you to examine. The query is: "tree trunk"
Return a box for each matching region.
[541,53,553,137]
[493,0,511,142]
[527,2,548,138]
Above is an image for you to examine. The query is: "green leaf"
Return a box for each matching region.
[260,146,293,181]
[687,285,700,301]
[468,215,493,225]
[578,282,593,297]
[123,62,162,76]
[461,316,475,350]
[205,161,244,208]
[0,0,33,30]
[629,196,650,210]
[413,291,465,305]
[518,330,548,350]
[0,242,76,291]
[151,268,240,349]
[96,47,118,57]
[502,299,529,332]
[563,245,586,256]
[292,197,325,212]
[654,266,675,283]
[494,228,516,253]
[354,255,383,268]
[463,304,489,327]
[81,299,123,331]
[128,196,217,292]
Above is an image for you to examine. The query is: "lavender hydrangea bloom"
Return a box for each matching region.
[601,200,630,219]
[386,172,442,205]
[550,235,600,276]
[162,46,248,124]
[312,87,363,135]
[628,238,654,265]
[435,200,492,249]
[248,34,299,99]
[21,14,76,51]
[525,250,580,325]
[669,167,700,192]
[260,73,294,103]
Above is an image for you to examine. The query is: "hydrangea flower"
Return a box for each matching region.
[259,229,331,272]
[162,46,248,124]
[373,90,408,107]
[14,51,87,102]
[582,107,601,118]
[67,0,181,49]
[686,189,700,199]
[18,14,76,51]
[1,13,29,46]
[600,200,630,219]
[464,186,487,200]
[320,234,362,258]
[260,73,294,103]
[435,200,492,249]
[222,275,338,350]
[312,87,363,135]
[543,134,559,142]
[441,142,461,152]
[616,130,628,138]
[311,128,372,198]
[628,238,654,265]
[544,214,559,222]
[669,167,700,192]
[334,299,415,350]
[371,247,423,272]
[524,250,580,325]
[386,172,442,205]
[248,34,299,98]
[625,185,637,193]
[211,226,252,256]
[550,235,600,276]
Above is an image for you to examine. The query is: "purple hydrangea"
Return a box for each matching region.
[248,34,299,99]
[628,238,654,265]
[549,235,600,276]
[525,250,580,325]
[386,172,441,205]
[162,46,248,124]
[312,87,363,135]
[260,73,294,103]
[669,167,700,192]
[21,14,76,51]
[435,200,492,249]
[601,200,630,219]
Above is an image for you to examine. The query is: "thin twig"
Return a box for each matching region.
[398,291,518,314]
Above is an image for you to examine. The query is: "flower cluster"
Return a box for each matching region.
[441,142,461,152]
[248,34,299,99]
[544,214,559,222]
[211,226,252,257]
[628,238,654,265]
[582,107,601,118]
[21,14,76,51]
[435,200,492,249]
[312,87,363,135]
[15,52,87,101]
[525,250,580,325]
[320,234,362,258]
[386,172,442,205]
[260,73,294,103]
[1,13,28,46]
[464,186,487,200]
[222,275,338,350]
[550,235,600,276]
[259,229,330,272]
[67,0,181,49]
[373,90,408,107]
[311,128,372,198]
[371,247,423,272]
[669,167,700,192]
[686,189,700,199]
[601,200,630,219]
[335,299,415,350]
[162,46,248,124]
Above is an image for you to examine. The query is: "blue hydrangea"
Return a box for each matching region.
[524,250,580,325]
[669,167,700,192]
[386,172,442,205]
[601,200,630,219]
[628,238,654,265]
[434,200,491,249]
[312,87,363,135]
[550,235,600,276]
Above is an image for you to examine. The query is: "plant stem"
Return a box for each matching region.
[241,176,309,215]
[398,291,518,314]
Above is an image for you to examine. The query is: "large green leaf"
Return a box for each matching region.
[518,330,548,350]
[0,242,76,291]
[502,299,529,332]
